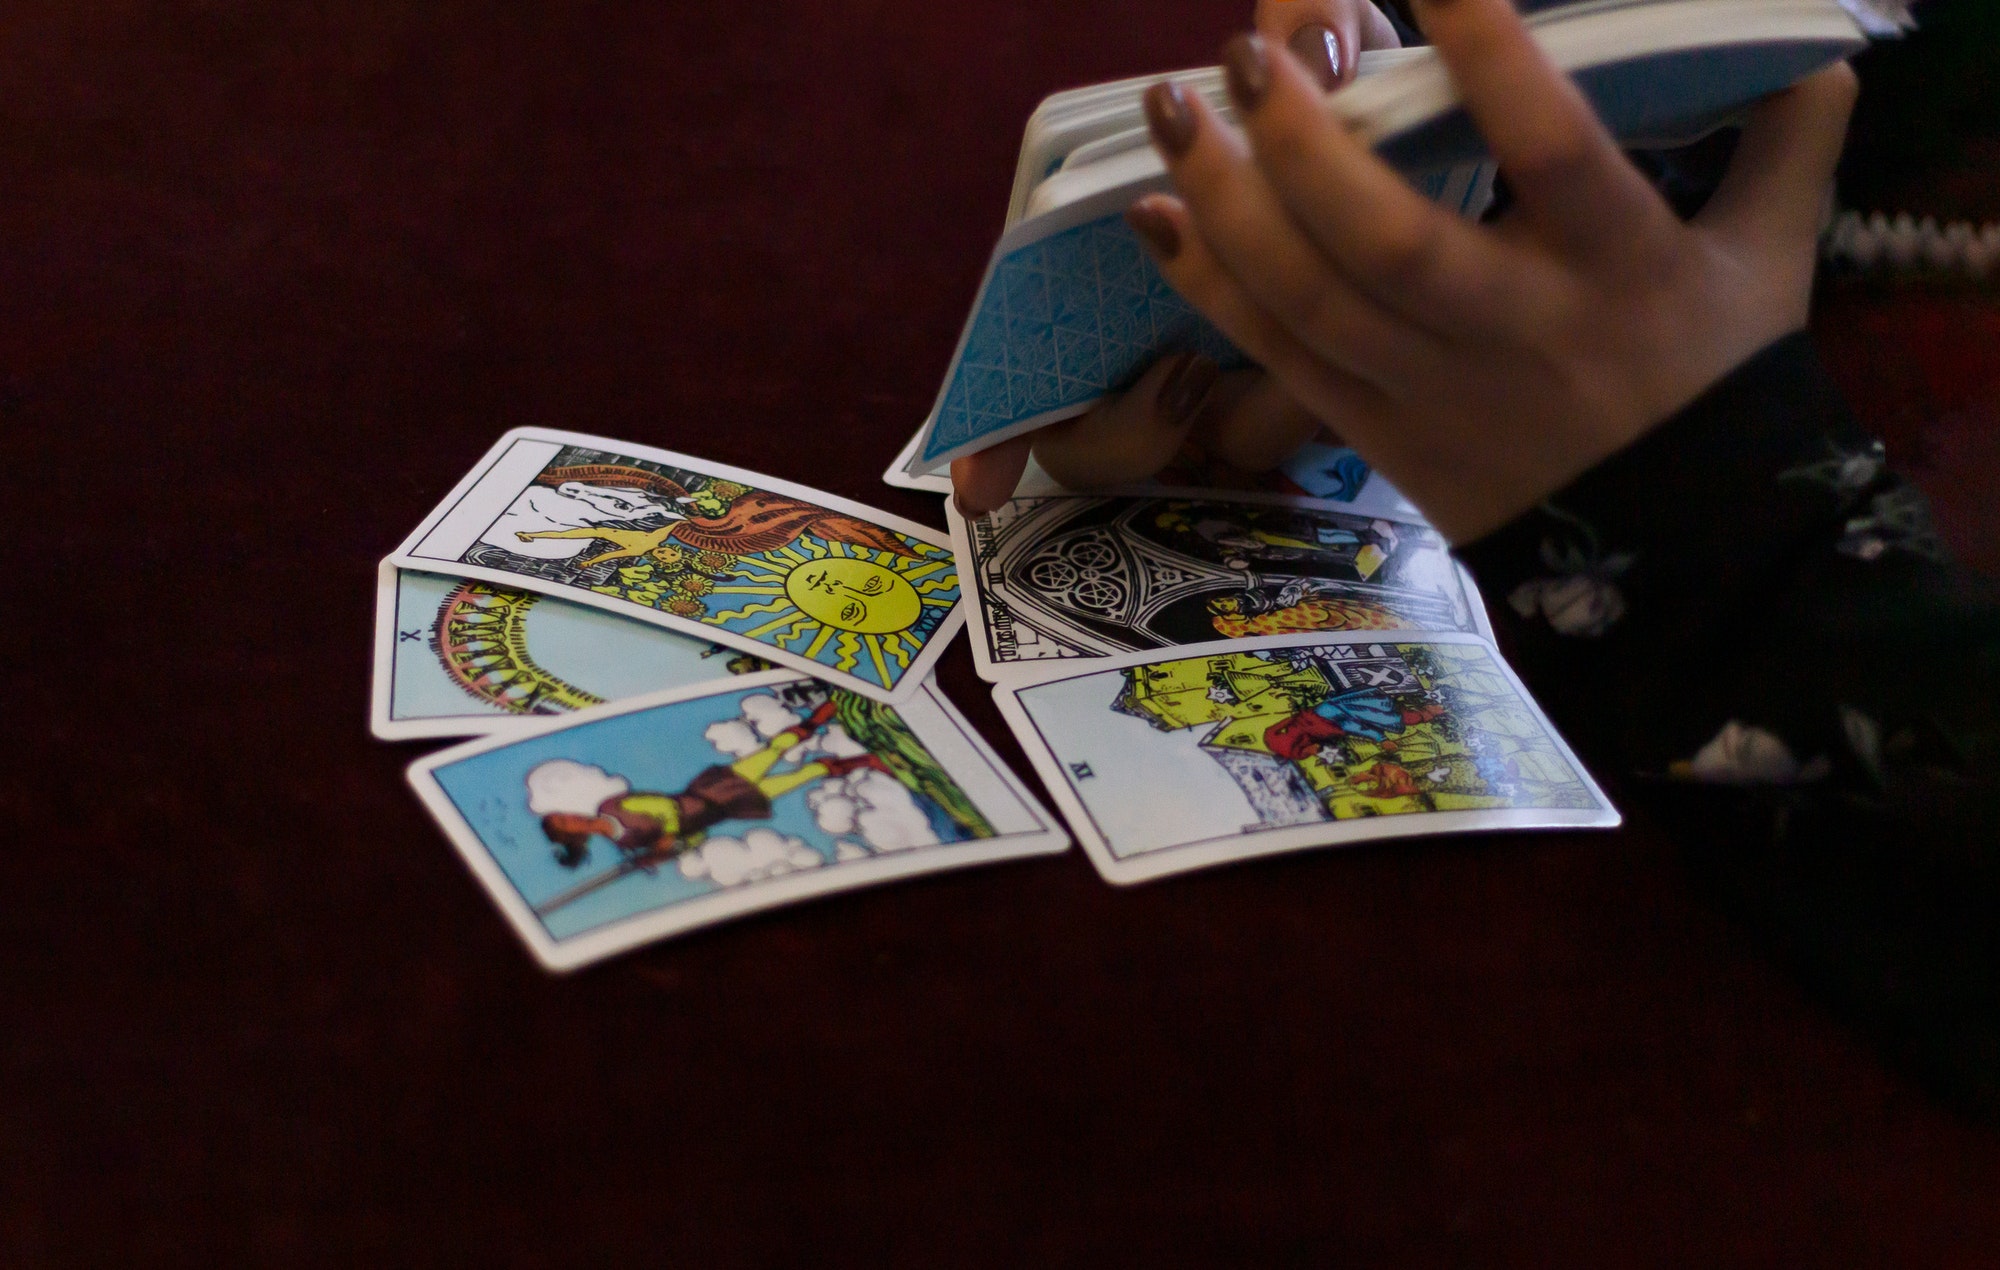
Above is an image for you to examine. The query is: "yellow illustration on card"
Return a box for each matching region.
[1113,643,1599,824]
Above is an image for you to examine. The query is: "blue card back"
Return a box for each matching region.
[921,213,1246,469]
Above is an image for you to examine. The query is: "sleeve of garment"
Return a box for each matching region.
[1453,329,2000,1120]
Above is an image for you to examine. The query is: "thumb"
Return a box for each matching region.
[1030,352,1221,491]
[951,433,1033,518]
[1696,63,1858,259]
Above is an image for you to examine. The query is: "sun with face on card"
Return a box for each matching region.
[708,541,959,687]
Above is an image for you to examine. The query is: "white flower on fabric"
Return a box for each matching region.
[1777,439,1887,495]
[1506,508,1634,638]
[1509,573,1627,638]
[1835,486,1947,564]
[1840,705,1885,784]
[1670,721,1832,787]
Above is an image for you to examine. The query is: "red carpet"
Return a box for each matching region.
[2,3,1995,1264]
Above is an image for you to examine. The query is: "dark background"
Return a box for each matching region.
[4,2,1998,1264]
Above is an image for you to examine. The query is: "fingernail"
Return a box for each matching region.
[952,492,990,519]
[1221,33,1271,111]
[1159,353,1221,428]
[1143,81,1198,157]
[1286,24,1341,90]
[1124,202,1180,261]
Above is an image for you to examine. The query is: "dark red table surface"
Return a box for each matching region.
[6,3,1999,1265]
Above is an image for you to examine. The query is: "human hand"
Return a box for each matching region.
[1121,0,1856,543]
[948,0,1403,516]
[1253,0,1404,90]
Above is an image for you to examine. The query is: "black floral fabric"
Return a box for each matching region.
[1455,331,2000,1119]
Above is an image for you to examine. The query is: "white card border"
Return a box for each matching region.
[946,487,1474,685]
[385,427,965,705]
[368,560,514,742]
[371,562,758,743]
[882,427,953,493]
[990,630,1619,886]
[408,670,1070,971]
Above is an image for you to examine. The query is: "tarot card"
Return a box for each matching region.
[370,563,776,741]
[881,427,953,493]
[900,162,1495,480]
[907,187,1249,478]
[879,427,1084,499]
[948,491,1483,681]
[409,670,1069,970]
[992,633,1619,885]
[1271,443,1423,521]
[887,422,1419,528]
[387,429,965,704]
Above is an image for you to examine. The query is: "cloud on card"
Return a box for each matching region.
[703,693,800,759]
[704,692,865,763]
[676,827,824,888]
[525,760,628,817]
[807,768,937,855]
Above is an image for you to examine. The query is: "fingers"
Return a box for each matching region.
[1215,33,1509,333]
[1287,23,1352,90]
[1143,79,1444,370]
[1028,352,1222,491]
[1188,370,1326,472]
[1254,0,1357,85]
[1358,1,1402,52]
[1408,0,1667,252]
[1698,63,1858,261]
[950,433,1031,517]
[1125,191,1394,431]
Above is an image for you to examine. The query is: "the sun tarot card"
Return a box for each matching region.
[387,429,964,704]
[993,633,1618,885]
[948,490,1485,681]
[409,671,1069,970]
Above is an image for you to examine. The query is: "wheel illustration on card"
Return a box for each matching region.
[434,582,605,716]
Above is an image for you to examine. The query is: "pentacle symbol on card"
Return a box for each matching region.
[969,496,1472,668]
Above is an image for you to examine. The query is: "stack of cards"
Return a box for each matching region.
[372,428,1069,969]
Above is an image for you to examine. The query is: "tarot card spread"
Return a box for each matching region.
[410,671,1069,970]
[994,634,1618,885]
[389,429,964,704]
[949,492,1483,681]
[370,564,774,741]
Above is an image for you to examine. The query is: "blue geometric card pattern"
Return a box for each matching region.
[923,212,1248,465]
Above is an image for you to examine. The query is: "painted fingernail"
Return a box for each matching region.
[1143,80,1198,157]
[1221,33,1271,111]
[1286,24,1342,90]
[1159,353,1221,428]
[1124,202,1180,261]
